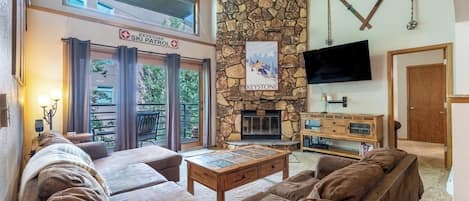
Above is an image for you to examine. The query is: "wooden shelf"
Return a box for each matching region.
[302,146,360,159]
[300,112,383,159]
[301,132,378,144]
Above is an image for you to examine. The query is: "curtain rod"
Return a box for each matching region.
[62,38,205,62]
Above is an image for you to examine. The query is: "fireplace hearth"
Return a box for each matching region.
[241,110,281,140]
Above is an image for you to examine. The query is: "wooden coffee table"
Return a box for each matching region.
[185,145,290,201]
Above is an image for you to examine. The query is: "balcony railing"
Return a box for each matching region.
[90,103,200,149]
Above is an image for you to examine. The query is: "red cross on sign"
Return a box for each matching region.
[170,40,178,48]
[120,30,131,40]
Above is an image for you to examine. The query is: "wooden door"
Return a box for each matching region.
[407,64,446,143]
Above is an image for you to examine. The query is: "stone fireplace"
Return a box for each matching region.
[216,0,308,147]
[241,110,281,140]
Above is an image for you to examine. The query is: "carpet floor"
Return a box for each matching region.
[178,143,452,201]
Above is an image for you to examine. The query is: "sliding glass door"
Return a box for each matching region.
[179,61,203,148]
[136,53,167,147]
[88,47,207,150]
[89,49,119,151]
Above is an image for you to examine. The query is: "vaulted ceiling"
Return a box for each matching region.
[115,0,195,19]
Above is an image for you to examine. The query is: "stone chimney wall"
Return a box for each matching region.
[216,0,308,147]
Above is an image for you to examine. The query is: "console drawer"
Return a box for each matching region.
[224,167,258,190]
[321,127,346,134]
[259,158,284,177]
[322,119,347,127]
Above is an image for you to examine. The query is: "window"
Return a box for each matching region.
[65,0,86,8]
[97,2,114,14]
[64,0,198,34]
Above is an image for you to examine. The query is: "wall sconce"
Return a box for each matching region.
[321,94,348,114]
[38,90,61,130]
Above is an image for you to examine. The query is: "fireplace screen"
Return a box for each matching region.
[241,110,281,140]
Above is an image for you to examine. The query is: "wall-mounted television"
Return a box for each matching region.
[303,40,372,84]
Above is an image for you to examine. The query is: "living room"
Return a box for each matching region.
[1,0,469,201]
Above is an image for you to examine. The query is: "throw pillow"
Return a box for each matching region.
[38,164,106,201]
[47,187,108,201]
[308,162,384,201]
[361,148,407,173]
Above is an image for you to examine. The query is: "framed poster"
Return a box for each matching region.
[245,41,278,91]
[12,0,27,86]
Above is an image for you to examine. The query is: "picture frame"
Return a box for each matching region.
[12,0,27,86]
[245,41,279,91]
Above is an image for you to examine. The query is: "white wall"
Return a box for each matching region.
[308,0,455,146]
[452,103,469,200]
[452,19,469,201]
[0,0,24,200]
[23,9,217,155]
[393,50,444,139]
[454,22,469,94]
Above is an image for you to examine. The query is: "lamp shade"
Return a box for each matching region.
[38,95,50,107]
[50,90,62,101]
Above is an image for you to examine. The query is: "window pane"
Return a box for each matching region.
[137,62,167,147]
[65,0,86,8]
[64,0,197,34]
[89,56,118,151]
[97,2,114,14]
[179,67,201,145]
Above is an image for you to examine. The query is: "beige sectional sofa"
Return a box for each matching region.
[244,149,424,201]
[20,131,197,201]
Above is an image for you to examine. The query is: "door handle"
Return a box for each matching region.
[409,107,416,110]
[440,111,445,114]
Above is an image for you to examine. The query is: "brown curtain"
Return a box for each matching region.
[62,38,91,134]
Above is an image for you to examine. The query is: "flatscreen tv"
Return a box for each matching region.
[303,40,372,84]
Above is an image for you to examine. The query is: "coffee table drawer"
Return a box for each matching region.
[191,165,217,189]
[224,167,258,190]
[259,158,284,177]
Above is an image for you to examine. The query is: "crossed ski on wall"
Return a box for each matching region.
[339,0,384,31]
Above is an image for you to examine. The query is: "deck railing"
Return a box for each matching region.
[90,103,200,148]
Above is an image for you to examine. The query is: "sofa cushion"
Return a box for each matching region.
[47,187,108,201]
[93,145,182,172]
[361,148,407,173]
[77,141,109,160]
[38,164,105,200]
[315,156,356,179]
[98,163,168,195]
[242,192,271,201]
[243,193,290,201]
[269,170,319,201]
[309,162,384,201]
[110,182,197,201]
[259,193,291,201]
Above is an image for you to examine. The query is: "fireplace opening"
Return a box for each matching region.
[241,110,282,140]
